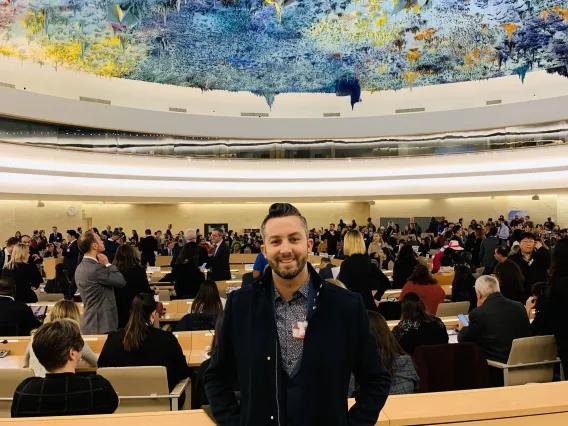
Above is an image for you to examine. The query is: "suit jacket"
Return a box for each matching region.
[318,264,335,280]
[479,236,500,268]
[172,262,205,299]
[139,236,158,260]
[75,258,126,335]
[103,240,120,265]
[62,240,79,273]
[0,296,40,336]
[458,292,531,363]
[113,266,153,329]
[337,254,390,310]
[2,263,43,303]
[204,264,390,426]
[509,249,550,300]
[207,242,231,281]
[48,232,63,243]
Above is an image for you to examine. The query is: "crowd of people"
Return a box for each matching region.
[0,208,567,422]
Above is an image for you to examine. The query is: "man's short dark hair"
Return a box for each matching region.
[261,203,308,240]
[330,223,335,227]
[33,319,84,372]
[6,237,19,247]
[520,232,535,242]
[0,278,15,297]
[145,229,152,235]
[495,245,508,257]
[213,228,224,236]
[112,231,121,237]
[453,225,461,233]
[320,257,331,265]
[489,226,498,236]
[78,231,97,254]
[67,230,78,238]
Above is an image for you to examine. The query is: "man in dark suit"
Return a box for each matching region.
[59,230,80,284]
[0,278,40,336]
[322,223,340,256]
[161,241,175,256]
[318,257,335,280]
[509,232,550,300]
[48,226,63,244]
[458,275,531,364]
[0,237,19,277]
[103,231,121,264]
[139,229,158,268]
[206,228,231,281]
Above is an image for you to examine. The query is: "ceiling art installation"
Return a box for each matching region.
[0,0,567,108]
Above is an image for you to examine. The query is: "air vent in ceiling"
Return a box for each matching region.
[169,107,187,113]
[395,107,425,114]
[323,112,341,117]
[486,100,502,105]
[79,96,111,105]
[241,112,269,117]
[0,82,15,89]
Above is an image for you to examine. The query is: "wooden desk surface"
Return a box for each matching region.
[387,316,460,331]
[382,381,568,426]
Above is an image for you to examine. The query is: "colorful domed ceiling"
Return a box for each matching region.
[0,0,567,108]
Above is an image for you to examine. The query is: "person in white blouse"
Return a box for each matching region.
[24,300,98,377]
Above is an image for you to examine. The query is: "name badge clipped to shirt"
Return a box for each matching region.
[292,321,308,339]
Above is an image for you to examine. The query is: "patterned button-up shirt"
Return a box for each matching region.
[274,275,310,376]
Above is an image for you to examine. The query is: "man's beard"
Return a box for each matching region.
[268,253,308,279]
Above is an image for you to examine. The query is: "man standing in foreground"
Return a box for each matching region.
[75,231,126,335]
[205,203,390,425]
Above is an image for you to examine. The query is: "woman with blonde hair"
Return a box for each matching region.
[2,243,42,303]
[367,232,383,260]
[338,230,390,310]
[23,300,98,377]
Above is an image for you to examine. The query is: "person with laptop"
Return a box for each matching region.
[11,318,119,417]
[0,278,40,336]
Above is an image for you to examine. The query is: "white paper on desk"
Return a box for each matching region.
[245,264,254,271]
[147,266,161,273]
[331,266,341,279]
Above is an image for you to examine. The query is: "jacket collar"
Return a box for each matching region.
[485,292,504,303]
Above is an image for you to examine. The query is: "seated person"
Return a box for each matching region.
[451,266,477,313]
[97,294,191,405]
[399,265,445,315]
[392,292,449,355]
[252,251,268,280]
[318,257,334,280]
[11,319,118,417]
[44,263,70,294]
[369,311,420,395]
[0,278,40,336]
[526,282,552,336]
[176,280,224,331]
[24,300,98,377]
[172,243,206,299]
[458,275,531,363]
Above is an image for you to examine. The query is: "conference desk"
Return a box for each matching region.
[0,330,212,371]
[382,285,452,300]
[43,257,63,280]
[1,382,567,425]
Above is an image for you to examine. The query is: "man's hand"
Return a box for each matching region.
[97,253,110,265]
[57,248,63,255]
[457,320,466,331]
[32,254,40,260]
[535,241,543,250]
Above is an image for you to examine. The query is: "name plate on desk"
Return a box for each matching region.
[245,264,254,271]
[147,266,161,273]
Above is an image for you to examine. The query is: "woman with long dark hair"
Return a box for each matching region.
[399,265,445,315]
[392,245,419,289]
[451,265,477,313]
[547,239,568,377]
[176,280,224,331]
[44,263,70,294]
[392,292,448,354]
[98,294,190,402]
[173,242,205,299]
[368,311,420,394]
[494,260,525,304]
[379,247,396,270]
[131,230,139,245]
[112,244,153,328]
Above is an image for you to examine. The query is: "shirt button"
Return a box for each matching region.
[271,416,274,420]
[267,356,271,361]
[313,306,316,310]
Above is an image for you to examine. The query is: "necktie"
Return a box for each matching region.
[213,244,218,257]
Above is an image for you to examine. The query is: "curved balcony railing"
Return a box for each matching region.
[0,115,566,160]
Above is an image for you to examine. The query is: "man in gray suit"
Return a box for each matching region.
[75,231,126,335]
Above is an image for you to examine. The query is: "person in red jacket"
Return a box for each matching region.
[400,265,446,315]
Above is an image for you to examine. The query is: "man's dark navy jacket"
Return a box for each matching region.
[204,263,391,426]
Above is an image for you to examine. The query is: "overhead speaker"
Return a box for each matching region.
[369,201,376,205]
[37,201,45,207]
[532,195,540,201]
